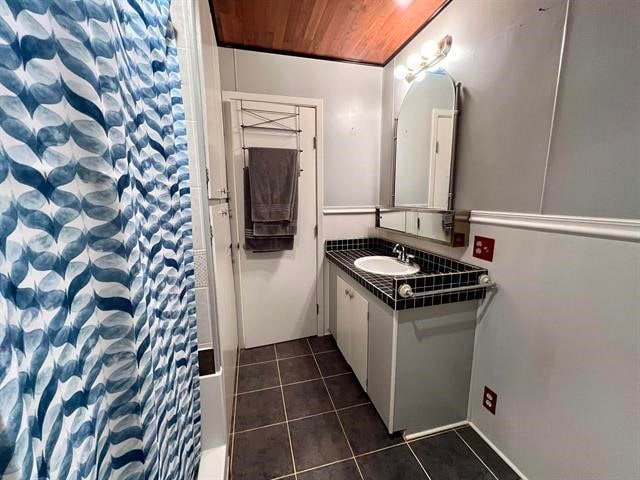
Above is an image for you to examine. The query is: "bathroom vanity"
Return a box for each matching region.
[325,238,490,435]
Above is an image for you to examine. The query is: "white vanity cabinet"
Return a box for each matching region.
[335,276,368,390]
[328,262,479,436]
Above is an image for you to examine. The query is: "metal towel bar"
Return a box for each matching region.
[397,274,496,298]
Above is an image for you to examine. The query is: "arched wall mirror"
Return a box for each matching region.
[393,68,460,209]
[379,66,469,247]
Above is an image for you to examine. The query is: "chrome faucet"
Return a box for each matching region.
[392,244,415,264]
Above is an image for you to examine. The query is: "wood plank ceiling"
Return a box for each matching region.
[209,0,450,66]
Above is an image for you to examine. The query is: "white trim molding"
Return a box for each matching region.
[471,211,640,243]
[403,421,469,441]
[323,207,377,215]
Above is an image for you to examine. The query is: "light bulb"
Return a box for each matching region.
[393,65,408,80]
[420,40,439,59]
[406,53,422,71]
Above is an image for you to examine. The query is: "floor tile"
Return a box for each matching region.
[297,459,361,480]
[278,355,320,384]
[357,444,426,480]
[456,427,520,480]
[283,379,333,420]
[308,335,337,353]
[237,361,280,393]
[232,424,293,480]
[325,373,369,409]
[410,431,494,480]
[315,350,351,377]
[276,338,312,359]
[338,404,402,455]
[289,412,352,470]
[239,345,276,365]
[235,387,285,432]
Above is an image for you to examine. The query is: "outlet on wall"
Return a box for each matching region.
[483,386,497,414]
[473,236,495,262]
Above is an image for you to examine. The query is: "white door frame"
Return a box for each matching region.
[428,108,454,208]
[221,91,325,342]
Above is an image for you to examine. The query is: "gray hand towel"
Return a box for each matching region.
[244,168,294,252]
[248,147,299,223]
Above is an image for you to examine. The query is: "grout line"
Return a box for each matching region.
[290,456,353,477]
[234,420,288,435]
[274,345,298,479]
[237,348,338,368]
[353,442,404,459]
[454,429,500,480]
[307,338,365,480]
[321,371,352,380]
[235,369,352,396]
[235,401,373,436]
[405,441,434,480]
[229,348,240,477]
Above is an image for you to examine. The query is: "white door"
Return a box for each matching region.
[225,98,318,348]
[429,109,454,209]
[349,288,369,390]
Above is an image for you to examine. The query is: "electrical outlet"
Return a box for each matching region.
[483,386,497,414]
[473,236,495,262]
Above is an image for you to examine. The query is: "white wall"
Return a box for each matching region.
[378,2,640,476]
[218,48,383,207]
[377,218,640,480]
[381,0,566,212]
[542,0,640,218]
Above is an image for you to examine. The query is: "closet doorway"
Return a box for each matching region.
[222,92,323,348]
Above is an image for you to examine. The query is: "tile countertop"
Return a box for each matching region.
[325,238,489,311]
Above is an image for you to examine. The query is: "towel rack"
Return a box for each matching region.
[240,101,304,172]
[397,274,496,299]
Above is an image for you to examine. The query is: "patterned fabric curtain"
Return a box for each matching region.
[0,1,200,479]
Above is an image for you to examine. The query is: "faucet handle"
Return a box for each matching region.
[392,243,401,253]
[406,254,415,263]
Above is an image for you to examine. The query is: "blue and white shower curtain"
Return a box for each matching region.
[0,1,200,479]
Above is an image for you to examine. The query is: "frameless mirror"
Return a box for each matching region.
[393,68,459,209]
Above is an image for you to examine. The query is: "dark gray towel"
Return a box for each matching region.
[248,147,298,223]
[244,168,293,252]
[253,178,298,236]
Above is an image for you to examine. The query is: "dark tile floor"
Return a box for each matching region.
[230,336,520,480]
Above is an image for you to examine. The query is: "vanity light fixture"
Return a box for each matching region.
[394,35,453,82]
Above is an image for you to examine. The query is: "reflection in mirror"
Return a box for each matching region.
[379,210,406,232]
[376,208,470,247]
[394,68,458,209]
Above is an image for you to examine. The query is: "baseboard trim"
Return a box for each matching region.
[323,207,377,215]
[403,420,469,441]
[468,421,529,480]
[471,210,640,243]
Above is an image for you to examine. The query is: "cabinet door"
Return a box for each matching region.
[349,288,369,390]
[335,276,351,359]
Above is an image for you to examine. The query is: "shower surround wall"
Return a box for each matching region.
[171,0,216,354]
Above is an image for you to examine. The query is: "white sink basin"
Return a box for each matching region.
[354,256,420,276]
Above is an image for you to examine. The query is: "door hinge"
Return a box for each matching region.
[205,167,210,184]
[316,304,319,316]
[209,225,213,241]
[313,137,317,150]
[313,225,318,237]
